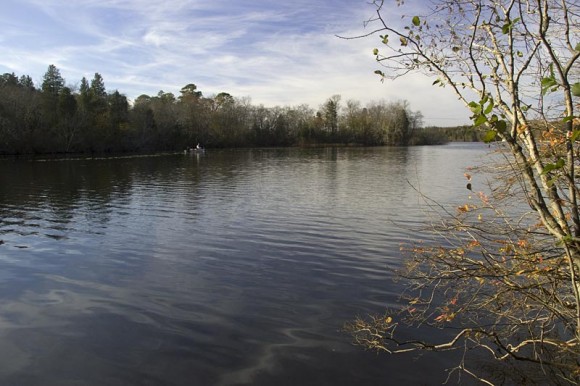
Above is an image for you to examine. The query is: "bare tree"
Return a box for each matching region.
[344,0,580,383]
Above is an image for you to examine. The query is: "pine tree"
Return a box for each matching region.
[18,75,34,90]
[90,73,106,99]
[41,64,64,96]
[89,73,107,113]
[79,76,91,111]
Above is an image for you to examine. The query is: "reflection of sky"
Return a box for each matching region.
[0,147,489,384]
[0,0,470,127]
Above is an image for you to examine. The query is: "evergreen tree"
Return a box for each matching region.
[79,76,91,111]
[89,73,107,113]
[90,73,106,99]
[40,64,65,129]
[0,73,19,88]
[41,64,64,96]
[18,75,34,90]
[179,83,202,102]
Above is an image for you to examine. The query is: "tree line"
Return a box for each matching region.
[0,65,435,155]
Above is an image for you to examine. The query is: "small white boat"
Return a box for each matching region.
[185,147,205,154]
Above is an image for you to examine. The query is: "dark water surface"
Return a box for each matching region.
[0,144,488,385]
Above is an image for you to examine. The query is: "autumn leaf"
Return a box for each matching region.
[434,314,445,322]
[457,204,470,213]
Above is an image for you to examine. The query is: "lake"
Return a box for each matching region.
[0,144,489,385]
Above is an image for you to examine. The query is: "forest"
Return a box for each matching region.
[0,65,471,155]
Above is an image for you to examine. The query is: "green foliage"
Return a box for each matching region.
[541,158,565,175]
[214,92,234,108]
[570,129,580,142]
[0,73,19,88]
[572,83,580,97]
[78,77,91,113]
[180,84,202,100]
[0,67,432,154]
[541,63,559,95]
[501,17,520,34]
[90,73,107,99]
[482,129,498,143]
[541,76,559,95]
[41,64,64,96]
[19,75,34,90]
[468,96,507,141]
[417,125,482,144]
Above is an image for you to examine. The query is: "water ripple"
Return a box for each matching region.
[0,145,488,385]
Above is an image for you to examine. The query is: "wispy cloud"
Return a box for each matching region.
[0,0,470,126]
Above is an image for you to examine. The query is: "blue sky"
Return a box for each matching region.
[0,0,470,126]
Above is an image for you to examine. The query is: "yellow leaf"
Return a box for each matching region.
[457,204,470,213]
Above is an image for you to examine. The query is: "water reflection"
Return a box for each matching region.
[0,144,487,385]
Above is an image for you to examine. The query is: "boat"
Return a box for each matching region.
[184,146,205,154]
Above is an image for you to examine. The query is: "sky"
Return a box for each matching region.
[0,0,471,127]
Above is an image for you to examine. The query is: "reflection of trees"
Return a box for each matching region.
[0,155,205,235]
[0,148,413,242]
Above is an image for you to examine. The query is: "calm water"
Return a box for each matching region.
[0,144,488,385]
